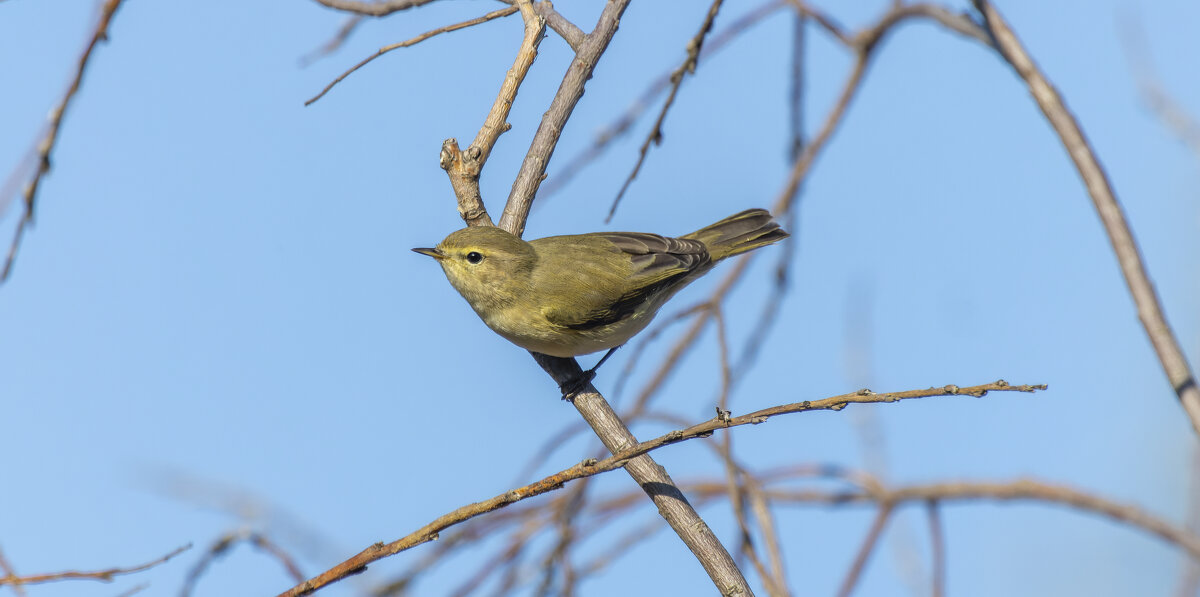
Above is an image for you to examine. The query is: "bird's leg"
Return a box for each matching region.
[560,345,623,400]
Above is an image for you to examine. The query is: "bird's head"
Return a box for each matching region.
[413,225,536,311]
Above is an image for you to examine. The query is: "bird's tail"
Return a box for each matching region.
[683,208,789,261]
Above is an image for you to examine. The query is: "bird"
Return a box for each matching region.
[413,208,788,395]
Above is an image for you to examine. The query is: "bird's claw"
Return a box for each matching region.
[559,369,597,401]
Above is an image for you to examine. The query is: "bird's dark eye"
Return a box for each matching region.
[466,251,484,264]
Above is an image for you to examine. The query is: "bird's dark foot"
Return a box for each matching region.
[559,369,597,401]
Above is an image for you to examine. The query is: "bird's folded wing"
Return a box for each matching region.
[542,232,711,331]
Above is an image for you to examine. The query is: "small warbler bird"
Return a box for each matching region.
[413,209,788,387]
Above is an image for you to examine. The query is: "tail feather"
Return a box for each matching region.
[683,208,789,260]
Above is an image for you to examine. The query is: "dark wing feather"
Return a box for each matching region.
[549,232,711,331]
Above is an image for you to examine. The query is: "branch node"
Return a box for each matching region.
[440,138,460,171]
[715,406,732,423]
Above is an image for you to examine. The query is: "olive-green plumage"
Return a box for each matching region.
[413,209,788,357]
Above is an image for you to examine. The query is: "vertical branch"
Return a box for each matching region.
[440,1,545,227]
[483,1,751,592]
[498,0,632,236]
[974,0,1200,435]
[1177,446,1200,597]
[927,501,945,597]
[788,9,806,161]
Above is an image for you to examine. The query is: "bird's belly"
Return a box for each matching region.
[485,308,653,358]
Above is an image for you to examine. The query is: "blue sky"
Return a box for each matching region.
[2,1,1198,596]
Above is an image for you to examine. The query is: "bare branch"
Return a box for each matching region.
[531,352,753,596]
[441,1,545,227]
[762,479,1200,562]
[540,0,787,201]
[498,0,585,52]
[310,0,436,17]
[1117,14,1200,159]
[973,0,1200,435]
[0,545,189,587]
[278,381,1038,596]
[788,9,806,161]
[606,0,728,221]
[299,15,364,67]
[927,501,945,597]
[1,0,126,284]
[305,6,520,106]
[182,532,303,596]
[498,0,632,236]
[0,546,27,597]
[837,504,894,597]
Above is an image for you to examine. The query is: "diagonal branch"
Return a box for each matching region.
[276,381,1042,596]
[836,504,894,597]
[973,0,1200,436]
[605,0,728,222]
[304,6,520,106]
[539,0,787,201]
[299,15,363,67]
[1,0,126,284]
[497,0,632,236]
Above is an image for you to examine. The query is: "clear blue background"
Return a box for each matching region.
[1,1,1197,595]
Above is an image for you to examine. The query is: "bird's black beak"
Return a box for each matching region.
[411,247,444,259]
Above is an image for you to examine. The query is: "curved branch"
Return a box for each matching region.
[973,0,1200,435]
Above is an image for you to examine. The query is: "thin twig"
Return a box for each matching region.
[277,381,1039,596]
[974,0,1200,435]
[114,584,148,597]
[533,483,586,597]
[747,483,789,596]
[788,9,806,161]
[837,504,894,597]
[1,0,125,284]
[447,521,539,597]
[310,0,435,17]
[0,545,189,587]
[759,479,1200,562]
[498,0,585,52]
[1117,13,1200,158]
[441,0,545,227]
[299,15,364,67]
[305,6,520,106]
[498,0,632,236]
[606,0,728,221]
[927,501,945,597]
[0,546,27,597]
[182,532,303,596]
[539,0,787,201]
